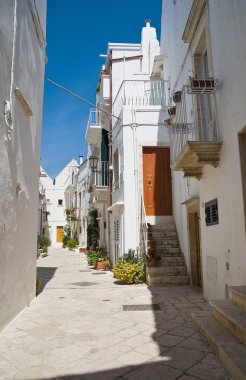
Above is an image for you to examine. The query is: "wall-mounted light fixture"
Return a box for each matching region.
[89,156,99,171]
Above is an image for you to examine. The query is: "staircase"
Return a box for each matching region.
[146,223,189,286]
[192,286,246,380]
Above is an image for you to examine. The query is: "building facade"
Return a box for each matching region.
[0,0,47,329]
[85,21,173,265]
[161,0,246,299]
[40,159,78,247]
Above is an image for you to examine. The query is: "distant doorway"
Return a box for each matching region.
[56,226,64,243]
[143,147,172,216]
[187,198,202,287]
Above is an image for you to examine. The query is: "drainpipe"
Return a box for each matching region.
[109,49,113,206]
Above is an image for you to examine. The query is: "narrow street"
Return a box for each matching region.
[0,249,229,380]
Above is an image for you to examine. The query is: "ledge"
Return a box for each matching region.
[182,0,207,44]
[171,141,223,180]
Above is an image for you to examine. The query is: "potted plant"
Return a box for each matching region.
[173,91,182,103]
[189,77,215,89]
[95,258,110,270]
[168,106,176,117]
[145,252,161,267]
[164,118,171,126]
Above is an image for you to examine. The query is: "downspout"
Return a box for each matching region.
[4,0,17,141]
[108,49,113,258]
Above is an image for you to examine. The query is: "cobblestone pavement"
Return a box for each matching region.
[0,248,231,380]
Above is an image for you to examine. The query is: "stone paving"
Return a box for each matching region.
[0,248,231,380]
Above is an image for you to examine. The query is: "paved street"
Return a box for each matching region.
[0,248,230,380]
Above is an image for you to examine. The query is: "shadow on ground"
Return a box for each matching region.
[37,267,58,294]
[34,282,229,380]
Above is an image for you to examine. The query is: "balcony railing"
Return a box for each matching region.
[167,83,222,179]
[93,161,109,187]
[85,108,102,146]
[113,80,167,121]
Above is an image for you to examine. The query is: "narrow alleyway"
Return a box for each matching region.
[0,249,230,380]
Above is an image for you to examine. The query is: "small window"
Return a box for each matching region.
[58,199,63,206]
[205,199,219,226]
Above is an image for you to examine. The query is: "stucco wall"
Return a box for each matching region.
[161,0,246,299]
[0,0,46,329]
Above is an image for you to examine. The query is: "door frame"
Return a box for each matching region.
[142,146,172,216]
[186,197,203,288]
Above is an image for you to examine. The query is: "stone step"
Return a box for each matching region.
[156,247,181,254]
[160,256,185,266]
[158,252,183,257]
[210,300,246,345]
[155,244,180,250]
[149,225,176,231]
[147,275,189,286]
[151,231,178,238]
[147,266,187,276]
[192,311,246,380]
[229,286,246,312]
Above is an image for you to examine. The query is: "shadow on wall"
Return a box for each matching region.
[37,267,58,295]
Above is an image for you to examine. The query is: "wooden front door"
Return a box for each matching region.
[56,226,64,243]
[194,212,202,287]
[143,147,172,216]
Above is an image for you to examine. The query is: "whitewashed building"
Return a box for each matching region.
[40,159,78,247]
[161,0,246,300]
[86,21,177,266]
[0,0,46,329]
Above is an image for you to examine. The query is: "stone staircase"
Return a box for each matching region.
[146,223,189,286]
[192,286,246,380]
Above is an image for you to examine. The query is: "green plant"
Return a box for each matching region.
[86,250,106,265]
[36,275,41,291]
[37,235,51,254]
[87,210,99,249]
[113,261,144,284]
[118,249,144,265]
[67,238,78,251]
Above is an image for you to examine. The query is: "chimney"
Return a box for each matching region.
[79,155,83,165]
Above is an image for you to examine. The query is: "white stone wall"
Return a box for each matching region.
[109,22,170,259]
[161,0,246,299]
[0,0,46,329]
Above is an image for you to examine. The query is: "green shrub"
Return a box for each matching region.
[113,261,144,284]
[118,249,143,265]
[67,238,77,250]
[37,235,51,254]
[36,275,41,291]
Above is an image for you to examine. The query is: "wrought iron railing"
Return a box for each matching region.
[167,81,220,162]
[139,194,148,257]
[93,161,109,187]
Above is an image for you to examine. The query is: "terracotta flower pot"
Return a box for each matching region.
[79,247,86,253]
[173,91,182,103]
[190,78,215,88]
[147,240,156,249]
[147,259,158,267]
[164,118,171,126]
[168,106,176,117]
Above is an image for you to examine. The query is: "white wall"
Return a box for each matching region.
[161,0,246,299]
[40,159,78,247]
[0,0,46,329]
[110,22,170,258]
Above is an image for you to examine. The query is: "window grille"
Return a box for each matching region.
[205,199,219,226]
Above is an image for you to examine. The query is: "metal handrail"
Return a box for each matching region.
[139,194,148,257]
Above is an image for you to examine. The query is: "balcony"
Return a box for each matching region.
[90,161,110,203]
[85,109,101,147]
[99,74,110,108]
[168,82,223,179]
[112,80,167,123]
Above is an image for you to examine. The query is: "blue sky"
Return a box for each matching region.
[41,0,162,179]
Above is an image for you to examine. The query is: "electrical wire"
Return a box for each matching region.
[45,77,120,120]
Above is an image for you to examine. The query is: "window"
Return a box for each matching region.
[205,199,219,226]
[58,199,63,206]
